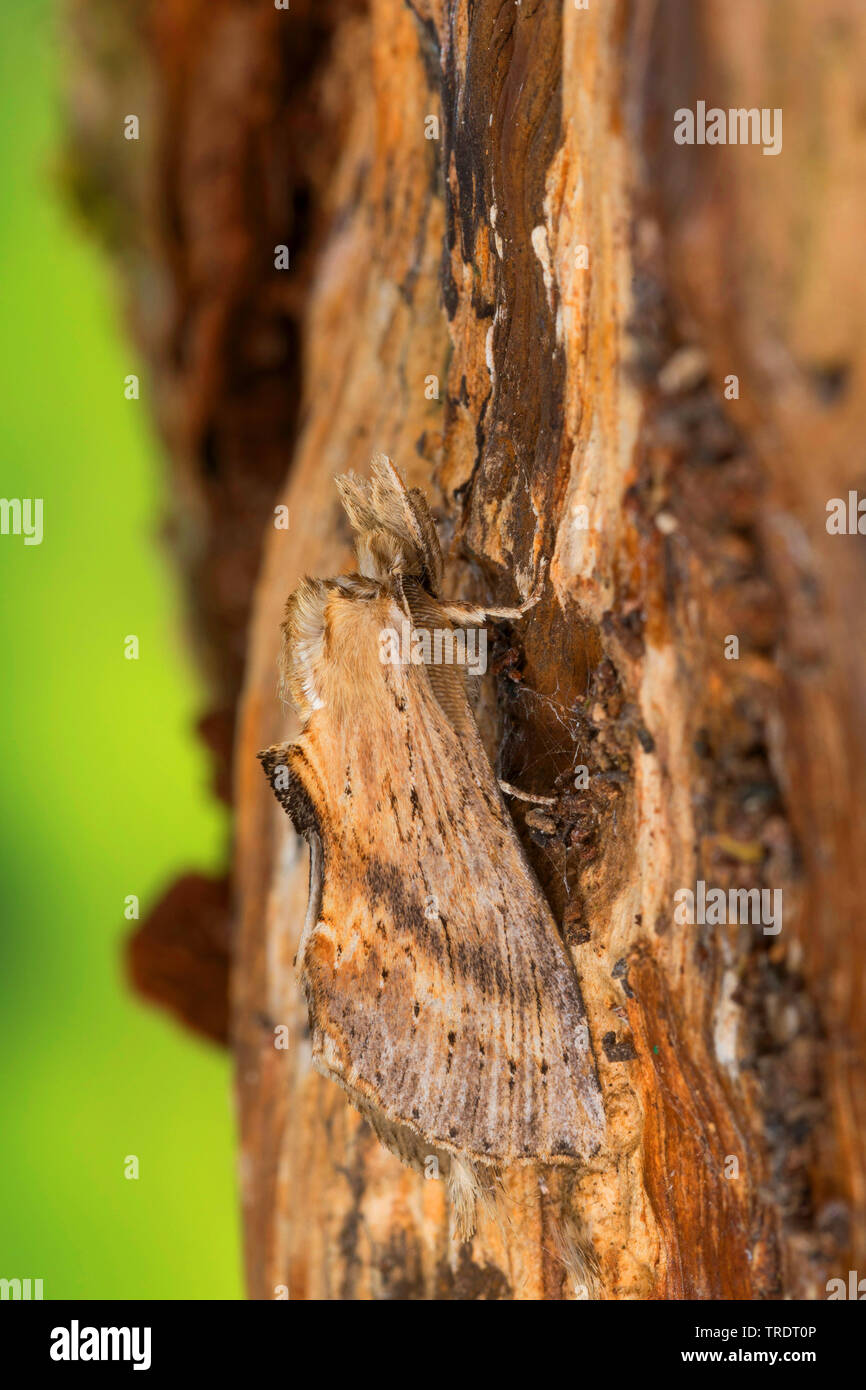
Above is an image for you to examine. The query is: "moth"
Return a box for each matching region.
[260,456,604,1237]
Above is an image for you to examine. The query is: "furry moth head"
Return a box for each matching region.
[260,458,605,1232]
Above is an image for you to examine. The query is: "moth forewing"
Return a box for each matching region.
[259,462,605,1208]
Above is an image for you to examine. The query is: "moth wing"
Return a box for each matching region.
[262,589,604,1167]
[336,455,443,593]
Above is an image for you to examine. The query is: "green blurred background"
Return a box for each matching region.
[0,0,242,1297]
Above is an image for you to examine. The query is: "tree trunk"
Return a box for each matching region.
[70,0,866,1298]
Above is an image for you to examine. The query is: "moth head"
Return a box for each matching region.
[354,527,416,583]
[336,454,443,595]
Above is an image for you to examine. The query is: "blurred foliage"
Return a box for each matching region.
[0,0,241,1299]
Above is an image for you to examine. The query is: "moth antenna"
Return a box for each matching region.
[406,486,444,593]
[370,454,444,593]
[369,452,410,512]
[335,471,378,538]
[367,456,415,549]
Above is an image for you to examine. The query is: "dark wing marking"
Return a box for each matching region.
[262,590,604,1167]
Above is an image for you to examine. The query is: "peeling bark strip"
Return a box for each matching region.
[70,0,866,1298]
[436,0,567,572]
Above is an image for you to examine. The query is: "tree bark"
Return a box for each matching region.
[71,0,866,1298]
